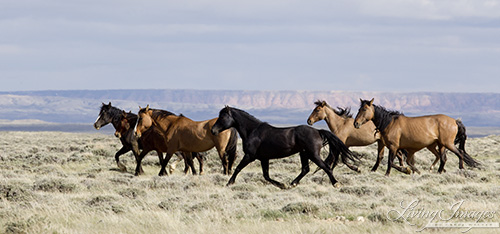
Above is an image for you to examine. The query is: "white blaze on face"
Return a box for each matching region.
[133,118,139,136]
[94,114,102,129]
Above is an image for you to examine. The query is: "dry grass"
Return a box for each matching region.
[1,131,499,233]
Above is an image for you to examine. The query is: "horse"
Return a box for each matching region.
[353,98,480,176]
[134,105,238,175]
[114,111,204,175]
[307,100,405,172]
[93,102,200,176]
[210,106,358,189]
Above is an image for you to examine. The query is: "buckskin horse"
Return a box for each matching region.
[94,103,201,175]
[134,105,238,175]
[307,100,405,172]
[353,98,479,176]
[211,106,358,189]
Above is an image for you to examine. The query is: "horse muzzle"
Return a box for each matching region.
[353,122,361,129]
[307,119,313,126]
[94,123,101,130]
[211,127,220,136]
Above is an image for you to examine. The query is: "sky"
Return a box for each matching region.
[1,0,500,92]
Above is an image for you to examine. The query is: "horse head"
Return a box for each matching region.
[354,98,375,129]
[94,102,113,130]
[307,100,328,125]
[114,111,130,138]
[135,105,153,138]
[211,106,234,136]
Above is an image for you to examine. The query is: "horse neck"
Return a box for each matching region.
[231,109,262,141]
[108,107,125,130]
[323,107,347,134]
[372,105,398,133]
[150,113,176,133]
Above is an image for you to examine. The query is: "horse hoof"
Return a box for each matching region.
[333,182,341,188]
[405,167,412,174]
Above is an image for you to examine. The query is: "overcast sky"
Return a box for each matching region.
[1,0,499,92]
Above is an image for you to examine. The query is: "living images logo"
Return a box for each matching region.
[387,199,498,232]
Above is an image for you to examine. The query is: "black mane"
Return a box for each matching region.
[334,107,353,119]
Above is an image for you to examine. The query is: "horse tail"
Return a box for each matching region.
[454,119,480,168]
[319,129,358,169]
[225,128,239,171]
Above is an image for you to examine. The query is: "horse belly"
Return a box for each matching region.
[399,134,436,150]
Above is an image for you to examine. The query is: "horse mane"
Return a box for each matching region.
[314,100,352,119]
[334,107,353,119]
[360,100,403,133]
[227,106,264,125]
[138,108,176,120]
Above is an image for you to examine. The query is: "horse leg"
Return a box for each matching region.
[404,150,420,174]
[194,152,204,175]
[290,152,311,188]
[261,159,287,189]
[134,150,149,176]
[215,146,229,175]
[437,145,448,173]
[445,143,465,170]
[426,144,443,172]
[159,152,174,176]
[371,141,385,172]
[114,147,130,172]
[168,152,183,174]
[396,149,405,167]
[183,151,197,175]
[155,150,165,173]
[227,154,255,186]
[308,151,339,187]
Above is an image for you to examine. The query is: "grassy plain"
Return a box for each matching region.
[1,131,499,233]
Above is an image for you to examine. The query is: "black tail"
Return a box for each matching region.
[225,128,239,173]
[318,129,359,170]
[455,119,467,152]
[455,119,480,168]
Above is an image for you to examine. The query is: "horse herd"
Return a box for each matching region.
[93,98,480,189]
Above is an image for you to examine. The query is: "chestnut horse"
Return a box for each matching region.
[134,105,238,175]
[114,111,204,175]
[211,106,358,189]
[353,98,479,176]
[307,100,405,172]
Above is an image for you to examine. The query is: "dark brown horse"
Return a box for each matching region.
[353,98,479,176]
[307,100,405,172]
[134,105,238,175]
[114,111,204,175]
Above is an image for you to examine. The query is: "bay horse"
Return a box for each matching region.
[134,105,238,175]
[94,103,200,176]
[353,98,479,176]
[307,100,405,172]
[114,111,204,175]
[210,106,358,189]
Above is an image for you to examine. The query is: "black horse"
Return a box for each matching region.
[94,102,202,175]
[211,106,358,189]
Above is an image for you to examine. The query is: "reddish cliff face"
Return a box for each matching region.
[0,90,499,126]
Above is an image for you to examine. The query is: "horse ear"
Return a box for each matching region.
[145,104,150,112]
[359,98,363,103]
[369,98,374,105]
[321,101,327,107]
[108,102,111,106]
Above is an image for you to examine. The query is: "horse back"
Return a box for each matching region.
[388,114,458,149]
